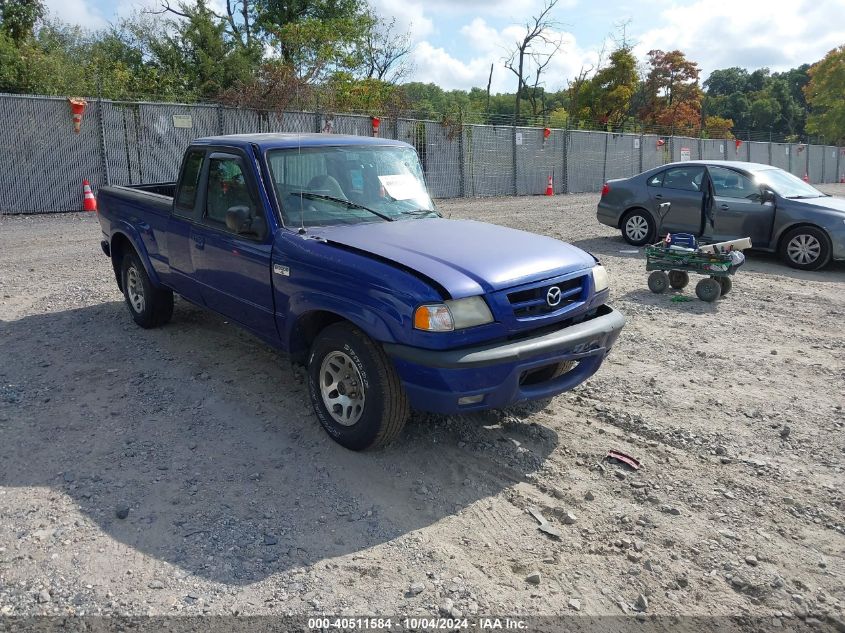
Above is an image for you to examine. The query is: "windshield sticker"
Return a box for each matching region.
[378,174,425,200]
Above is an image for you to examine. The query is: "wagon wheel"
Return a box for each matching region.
[695,277,722,302]
[648,271,670,294]
[668,271,689,289]
[718,276,732,296]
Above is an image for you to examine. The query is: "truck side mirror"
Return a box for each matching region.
[226,206,250,232]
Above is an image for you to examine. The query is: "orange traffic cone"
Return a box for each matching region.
[803,172,809,183]
[83,180,97,212]
[545,174,554,196]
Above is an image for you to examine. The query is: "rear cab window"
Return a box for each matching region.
[174,150,205,217]
[647,172,664,187]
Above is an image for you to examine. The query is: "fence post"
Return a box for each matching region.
[458,122,466,198]
[601,132,608,187]
[746,132,751,162]
[838,146,842,183]
[96,94,111,186]
[638,130,643,173]
[821,142,826,183]
[217,104,224,135]
[512,124,518,196]
[806,140,811,180]
[723,134,729,160]
[562,124,569,194]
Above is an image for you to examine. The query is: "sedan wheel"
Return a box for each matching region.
[779,226,831,271]
[622,211,654,246]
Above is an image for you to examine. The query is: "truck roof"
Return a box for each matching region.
[192,133,413,151]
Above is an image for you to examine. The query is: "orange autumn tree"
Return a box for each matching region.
[639,49,703,134]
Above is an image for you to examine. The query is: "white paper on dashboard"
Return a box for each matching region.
[378,174,425,200]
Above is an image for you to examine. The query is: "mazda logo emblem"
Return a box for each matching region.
[546,286,562,306]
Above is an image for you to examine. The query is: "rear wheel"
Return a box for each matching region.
[621,210,655,246]
[121,250,173,328]
[718,276,732,296]
[307,322,409,450]
[668,271,689,289]
[779,226,831,271]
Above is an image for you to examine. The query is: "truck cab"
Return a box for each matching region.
[97,134,625,450]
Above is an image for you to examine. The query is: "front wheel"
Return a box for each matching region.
[621,210,655,246]
[648,270,669,294]
[779,226,831,271]
[307,323,409,450]
[695,277,722,302]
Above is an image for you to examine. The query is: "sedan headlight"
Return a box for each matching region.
[592,265,609,292]
[414,296,494,331]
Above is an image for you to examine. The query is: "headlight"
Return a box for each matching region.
[592,265,609,292]
[414,296,493,331]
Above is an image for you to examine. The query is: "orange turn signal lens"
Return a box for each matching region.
[413,304,454,331]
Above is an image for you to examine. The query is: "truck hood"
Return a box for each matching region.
[310,218,596,298]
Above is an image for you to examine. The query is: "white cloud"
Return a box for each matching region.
[413,18,599,92]
[43,0,109,29]
[633,0,845,79]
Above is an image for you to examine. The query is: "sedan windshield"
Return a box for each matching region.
[754,168,826,199]
[267,145,438,227]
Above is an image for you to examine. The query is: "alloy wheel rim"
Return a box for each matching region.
[787,234,821,265]
[126,266,145,313]
[319,351,366,426]
[626,216,648,241]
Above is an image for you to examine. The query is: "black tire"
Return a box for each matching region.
[648,270,670,294]
[120,250,173,328]
[695,277,721,302]
[668,271,689,289]
[621,209,655,246]
[307,322,409,451]
[718,276,732,296]
[779,226,832,271]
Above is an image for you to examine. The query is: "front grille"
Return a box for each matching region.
[507,275,586,318]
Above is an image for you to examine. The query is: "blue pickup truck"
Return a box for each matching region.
[97,134,625,450]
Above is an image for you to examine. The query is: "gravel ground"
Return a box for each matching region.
[0,187,844,628]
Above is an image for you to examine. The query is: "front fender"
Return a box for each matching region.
[110,221,162,287]
[285,292,399,349]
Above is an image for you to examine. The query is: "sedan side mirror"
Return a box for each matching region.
[761,188,775,203]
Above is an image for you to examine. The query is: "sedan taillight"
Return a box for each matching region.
[601,182,610,196]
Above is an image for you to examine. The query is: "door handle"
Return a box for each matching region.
[192,234,205,250]
[655,194,663,199]
[719,204,730,210]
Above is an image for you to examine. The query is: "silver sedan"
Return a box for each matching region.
[597,160,845,270]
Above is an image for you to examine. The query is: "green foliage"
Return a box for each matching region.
[805,45,845,143]
[0,0,43,43]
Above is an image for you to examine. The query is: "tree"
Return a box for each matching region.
[640,49,702,132]
[805,45,845,143]
[504,0,561,124]
[0,0,43,43]
[703,67,747,96]
[360,12,412,84]
[585,44,638,127]
[703,115,734,138]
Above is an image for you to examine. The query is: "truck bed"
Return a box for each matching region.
[99,184,174,217]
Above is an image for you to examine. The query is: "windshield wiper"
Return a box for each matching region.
[785,195,822,199]
[397,208,440,218]
[288,191,394,222]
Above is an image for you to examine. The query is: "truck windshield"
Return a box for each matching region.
[755,168,825,199]
[267,146,437,227]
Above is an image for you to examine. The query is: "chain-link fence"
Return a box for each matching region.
[1,93,843,214]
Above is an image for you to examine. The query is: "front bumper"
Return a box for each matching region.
[384,305,626,414]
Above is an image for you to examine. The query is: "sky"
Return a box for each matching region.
[44,0,845,93]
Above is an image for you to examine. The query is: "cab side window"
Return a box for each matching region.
[662,166,705,192]
[205,156,256,225]
[174,151,204,215]
[708,166,757,199]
